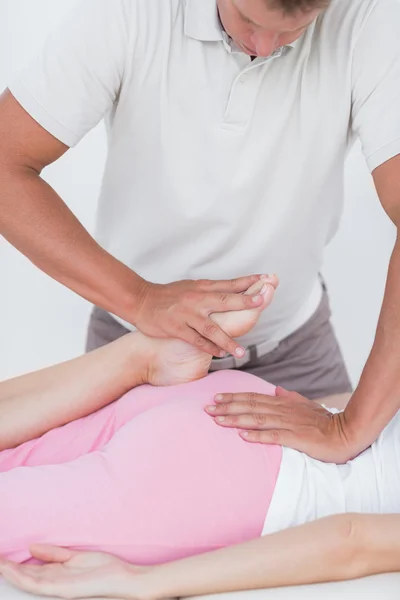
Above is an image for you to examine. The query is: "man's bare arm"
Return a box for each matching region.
[0,89,147,322]
[0,89,265,357]
[342,154,400,450]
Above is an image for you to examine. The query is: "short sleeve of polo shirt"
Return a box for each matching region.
[8,0,134,147]
[351,0,400,172]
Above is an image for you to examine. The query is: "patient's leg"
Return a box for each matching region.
[0,371,278,566]
[0,384,169,471]
[148,277,278,386]
[0,279,277,470]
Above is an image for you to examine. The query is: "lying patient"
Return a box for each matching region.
[0,280,399,599]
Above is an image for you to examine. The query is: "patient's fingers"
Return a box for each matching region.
[0,561,43,595]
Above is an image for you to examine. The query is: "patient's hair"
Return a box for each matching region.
[267,0,330,15]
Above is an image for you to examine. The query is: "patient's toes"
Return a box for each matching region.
[244,275,278,297]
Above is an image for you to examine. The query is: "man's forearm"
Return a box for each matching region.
[344,236,400,452]
[139,514,400,599]
[0,164,144,323]
[0,332,150,451]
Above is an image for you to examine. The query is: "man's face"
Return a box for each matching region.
[217,0,324,56]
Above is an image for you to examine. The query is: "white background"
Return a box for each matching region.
[0,0,396,384]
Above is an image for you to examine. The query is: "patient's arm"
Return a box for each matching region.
[147,513,400,598]
[0,280,276,451]
[1,513,399,599]
[0,333,151,451]
[148,513,400,597]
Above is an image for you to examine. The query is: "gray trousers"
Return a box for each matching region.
[86,286,352,400]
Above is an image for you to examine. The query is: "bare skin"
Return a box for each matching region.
[148,276,278,385]
[201,153,400,464]
[0,88,266,359]
[1,514,400,600]
[0,0,365,459]
[3,0,400,468]
[0,281,399,598]
[0,0,327,358]
[217,0,325,57]
[0,277,277,450]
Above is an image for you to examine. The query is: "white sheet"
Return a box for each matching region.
[1,573,400,599]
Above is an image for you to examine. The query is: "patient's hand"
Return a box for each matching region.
[0,545,152,600]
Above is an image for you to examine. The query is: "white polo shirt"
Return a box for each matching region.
[9,0,400,348]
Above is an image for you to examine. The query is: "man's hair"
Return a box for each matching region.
[267,0,330,14]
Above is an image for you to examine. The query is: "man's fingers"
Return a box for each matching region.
[197,275,262,293]
[232,274,278,291]
[275,385,302,400]
[204,291,264,313]
[213,392,276,405]
[205,398,276,416]
[211,412,291,430]
[184,326,224,357]
[240,428,298,447]
[192,318,245,357]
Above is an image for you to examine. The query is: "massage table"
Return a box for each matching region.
[2,573,400,599]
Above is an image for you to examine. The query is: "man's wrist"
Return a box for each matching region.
[340,393,379,457]
[81,248,150,327]
[106,270,149,327]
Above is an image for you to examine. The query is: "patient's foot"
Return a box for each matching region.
[143,276,278,386]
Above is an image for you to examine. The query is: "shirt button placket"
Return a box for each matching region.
[223,70,256,129]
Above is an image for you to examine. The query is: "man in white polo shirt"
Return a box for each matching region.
[1,0,400,463]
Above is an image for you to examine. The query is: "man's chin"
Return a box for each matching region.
[238,41,257,55]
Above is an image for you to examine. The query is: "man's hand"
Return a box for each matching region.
[205,386,360,463]
[134,275,269,357]
[0,545,152,600]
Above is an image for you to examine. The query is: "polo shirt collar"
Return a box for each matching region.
[184,0,300,51]
[287,38,299,49]
[184,0,224,42]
